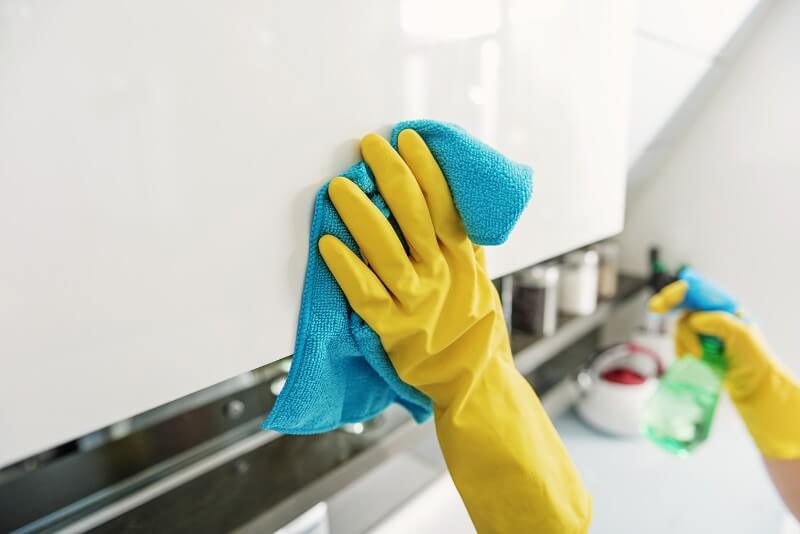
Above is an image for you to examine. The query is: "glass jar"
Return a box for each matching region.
[558,249,599,316]
[512,264,560,336]
[596,241,620,299]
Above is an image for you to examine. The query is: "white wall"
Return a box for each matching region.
[620,0,800,371]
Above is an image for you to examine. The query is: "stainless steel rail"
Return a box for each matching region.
[3,275,647,533]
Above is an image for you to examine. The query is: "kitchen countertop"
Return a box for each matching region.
[373,399,797,534]
[557,399,792,533]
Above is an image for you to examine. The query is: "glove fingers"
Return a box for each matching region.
[675,312,702,357]
[360,134,439,263]
[327,177,417,297]
[687,311,742,339]
[318,234,392,323]
[686,311,755,370]
[649,280,688,314]
[397,129,468,245]
[686,311,765,399]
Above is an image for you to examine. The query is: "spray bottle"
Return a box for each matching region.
[642,335,726,455]
[640,257,736,455]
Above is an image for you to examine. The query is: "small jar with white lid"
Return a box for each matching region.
[559,249,599,316]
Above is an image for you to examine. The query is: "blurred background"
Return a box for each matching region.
[1,0,798,532]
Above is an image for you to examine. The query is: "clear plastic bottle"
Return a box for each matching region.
[642,335,726,455]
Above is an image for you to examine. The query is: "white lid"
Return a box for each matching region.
[563,249,599,267]
[593,241,620,258]
[515,263,560,287]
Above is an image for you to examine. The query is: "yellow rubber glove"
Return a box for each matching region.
[319,130,591,533]
[651,282,800,459]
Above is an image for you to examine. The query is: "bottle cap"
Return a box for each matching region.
[515,263,560,288]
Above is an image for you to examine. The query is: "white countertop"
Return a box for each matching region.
[371,398,797,534]
[558,398,793,534]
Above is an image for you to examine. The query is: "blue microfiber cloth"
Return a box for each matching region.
[264,120,533,434]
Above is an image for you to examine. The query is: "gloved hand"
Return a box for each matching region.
[650,275,800,459]
[319,129,591,533]
[649,266,738,314]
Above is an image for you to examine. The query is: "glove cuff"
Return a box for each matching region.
[732,366,800,459]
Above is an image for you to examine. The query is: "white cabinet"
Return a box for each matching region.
[0,0,634,467]
[637,0,762,59]
[629,35,713,159]
[629,0,769,172]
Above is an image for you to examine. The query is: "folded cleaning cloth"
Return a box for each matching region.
[264,120,533,434]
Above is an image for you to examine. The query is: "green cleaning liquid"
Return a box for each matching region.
[642,336,726,455]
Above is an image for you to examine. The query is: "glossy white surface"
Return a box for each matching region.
[629,34,713,160]
[637,0,761,58]
[628,0,770,169]
[0,0,632,466]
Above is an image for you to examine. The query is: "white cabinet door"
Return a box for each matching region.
[629,35,713,162]
[0,0,633,467]
[637,0,762,58]
[629,0,767,168]
[486,0,633,276]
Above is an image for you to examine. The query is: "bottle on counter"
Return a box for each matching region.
[512,263,560,337]
[558,249,599,316]
[632,311,677,369]
[648,246,676,293]
[595,241,620,299]
[642,335,727,455]
[633,245,680,367]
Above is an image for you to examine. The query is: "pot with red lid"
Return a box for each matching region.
[576,343,664,437]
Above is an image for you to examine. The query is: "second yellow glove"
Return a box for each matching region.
[673,311,800,459]
[652,279,800,459]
